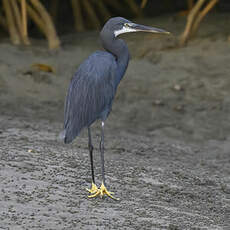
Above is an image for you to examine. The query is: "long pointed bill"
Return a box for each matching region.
[114,23,170,37]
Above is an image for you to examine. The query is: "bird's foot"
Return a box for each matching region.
[88,182,119,200]
[86,182,99,194]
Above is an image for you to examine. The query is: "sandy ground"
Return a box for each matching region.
[0,13,230,229]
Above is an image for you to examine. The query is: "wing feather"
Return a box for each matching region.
[63,51,116,143]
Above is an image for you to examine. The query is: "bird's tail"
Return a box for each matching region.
[59,129,68,143]
[59,129,76,144]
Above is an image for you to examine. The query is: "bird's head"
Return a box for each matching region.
[101,17,170,39]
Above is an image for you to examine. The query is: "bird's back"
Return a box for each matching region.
[63,51,117,143]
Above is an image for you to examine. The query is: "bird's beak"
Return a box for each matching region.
[114,22,170,37]
[130,23,170,35]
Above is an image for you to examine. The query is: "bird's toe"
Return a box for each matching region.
[88,182,119,200]
[86,182,99,194]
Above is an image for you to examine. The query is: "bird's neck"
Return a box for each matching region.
[102,37,130,86]
[115,39,130,85]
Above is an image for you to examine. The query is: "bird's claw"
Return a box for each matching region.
[88,182,119,200]
[86,182,99,194]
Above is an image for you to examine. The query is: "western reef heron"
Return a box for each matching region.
[61,17,170,199]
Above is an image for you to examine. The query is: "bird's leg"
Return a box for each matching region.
[88,122,119,200]
[86,127,99,194]
[100,121,106,185]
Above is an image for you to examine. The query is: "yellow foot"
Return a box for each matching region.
[86,182,99,194]
[88,182,119,200]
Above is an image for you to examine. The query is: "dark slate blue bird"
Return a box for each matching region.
[62,17,169,199]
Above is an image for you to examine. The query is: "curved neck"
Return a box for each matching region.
[101,34,129,86]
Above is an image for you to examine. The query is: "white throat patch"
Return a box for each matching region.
[114,26,137,37]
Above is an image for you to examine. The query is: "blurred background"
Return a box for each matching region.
[0,0,229,48]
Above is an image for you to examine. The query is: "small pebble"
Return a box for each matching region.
[153,99,164,106]
[173,104,184,111]
[173,84,183,91]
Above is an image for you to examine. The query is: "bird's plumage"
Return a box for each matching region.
[63,17,134,144]
[61,17,169,199]
[62,17,169,144]
[64,51,117,143]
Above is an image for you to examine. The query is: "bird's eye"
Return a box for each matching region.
[124,23,129,28]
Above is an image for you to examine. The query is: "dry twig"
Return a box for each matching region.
[29,0,60,49]
[82,0,100,29]
[3,0,21,44]
[10,0,22,34]
[180,0,219,46]
[71,0,84,31]
[141,0,148,9]
[21,0,30,44]
[23,0,47,35]
[191,0,219,36]
[179,0,206,46]
[94,0,111,22]
[188,0,194,10]
[10,0,30,45]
